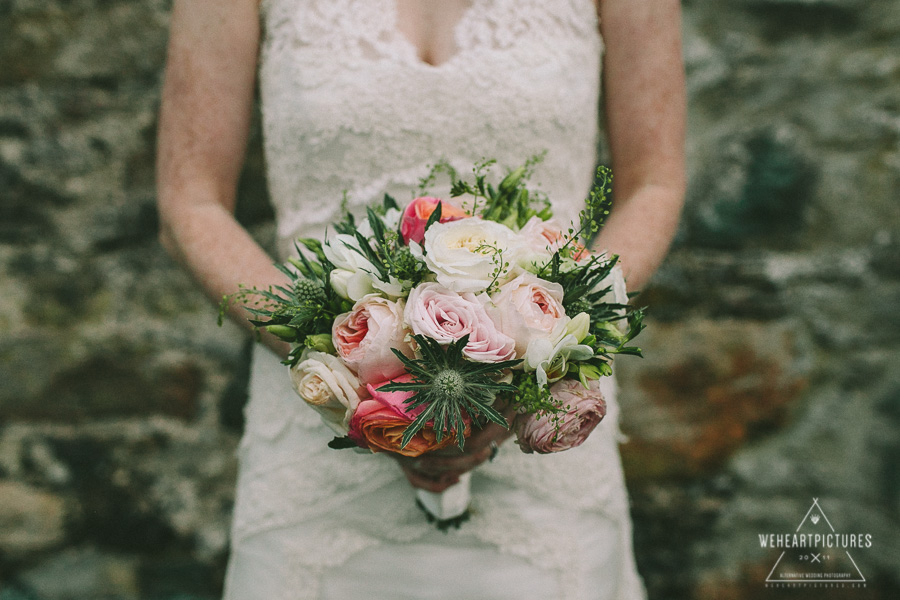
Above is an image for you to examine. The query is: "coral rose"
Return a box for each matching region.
[400,196,469,245]
[488,272,568,358]
[520,216,590,260]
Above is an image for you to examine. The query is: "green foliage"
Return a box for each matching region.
[510,372,564,417]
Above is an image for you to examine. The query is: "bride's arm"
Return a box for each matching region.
[157,0,290,357]
[593,0,687,292]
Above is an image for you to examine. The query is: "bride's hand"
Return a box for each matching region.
[391,403,517,493]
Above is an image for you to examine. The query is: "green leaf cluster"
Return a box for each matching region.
[218,239,351,366]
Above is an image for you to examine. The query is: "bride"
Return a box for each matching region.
[156,1,685,598]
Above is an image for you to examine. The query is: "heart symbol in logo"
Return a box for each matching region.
[811,515,820,524]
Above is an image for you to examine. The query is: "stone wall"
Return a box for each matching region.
[1,1,898,598]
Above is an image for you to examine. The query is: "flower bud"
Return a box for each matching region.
[266,324,297,341]
[304,333,335,354]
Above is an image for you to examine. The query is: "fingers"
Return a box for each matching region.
[389,404,518,492]
[464,423,513,453]
[415,445,493,473]
[399,464,459,493]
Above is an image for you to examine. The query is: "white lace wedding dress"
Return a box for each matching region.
[223,1,647,598]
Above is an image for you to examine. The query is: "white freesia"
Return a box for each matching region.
[523,312,594,387]
[329,269,354,300]
[290,351,362,435]
[594,264,628,305]
[422,219,524,293]
[323,234,404,300]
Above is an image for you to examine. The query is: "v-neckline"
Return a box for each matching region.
[389,0,480,70]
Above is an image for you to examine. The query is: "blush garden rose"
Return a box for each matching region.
[405,283,516,363]
[332,295,413,386]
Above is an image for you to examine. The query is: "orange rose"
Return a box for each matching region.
[348,376,470,457]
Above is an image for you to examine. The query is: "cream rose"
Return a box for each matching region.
[421,219,524,293]
[488,273,568,358]
[290,351,363,435]
[405,282,516,363]
[332,295,413,385]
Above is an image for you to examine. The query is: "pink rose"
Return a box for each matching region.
[515,378,607,454]
[405,282,516,363]
[348,376,468,457]
[488,273,568,358]
[400,196,469,245]
[332,295,413,385]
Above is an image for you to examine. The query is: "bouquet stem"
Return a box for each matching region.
[415,472,472,531]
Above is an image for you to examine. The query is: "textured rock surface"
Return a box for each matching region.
[1,1,898,598]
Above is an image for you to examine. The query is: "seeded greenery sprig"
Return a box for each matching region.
[378,335,523,451]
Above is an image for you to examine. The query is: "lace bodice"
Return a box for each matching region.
[259,0,603,255]
[227,3,647,598]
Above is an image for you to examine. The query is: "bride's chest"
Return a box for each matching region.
[260,0,601,137]
[260,0,600,83]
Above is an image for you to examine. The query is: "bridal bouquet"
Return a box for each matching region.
[225,159,645,524]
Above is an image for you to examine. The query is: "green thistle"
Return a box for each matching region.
[378,335,522,450]
[293,278,326,305]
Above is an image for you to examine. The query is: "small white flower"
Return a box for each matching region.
[357,207,402,238]
[323,234,403,300]
[523,313,594,387]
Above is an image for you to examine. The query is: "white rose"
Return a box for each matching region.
[290,351,362,435]
[422,219,524,293]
